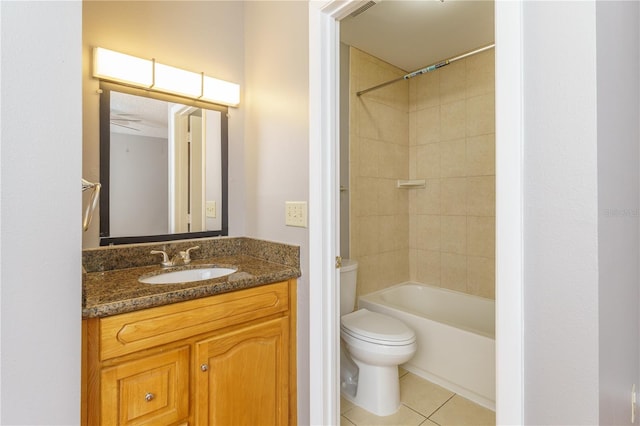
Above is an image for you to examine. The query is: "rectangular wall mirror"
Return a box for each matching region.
[99,82,228,245]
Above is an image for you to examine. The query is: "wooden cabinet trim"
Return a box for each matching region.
[100,282,289,360]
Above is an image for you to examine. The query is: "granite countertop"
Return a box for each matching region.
[82,237,301,319]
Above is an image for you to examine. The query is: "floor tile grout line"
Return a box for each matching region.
[400,402,429,423]
[426,393,457,420]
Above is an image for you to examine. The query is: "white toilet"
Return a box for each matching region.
[339,259,417,416]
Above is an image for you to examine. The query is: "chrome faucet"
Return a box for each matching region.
[151,246,200,267]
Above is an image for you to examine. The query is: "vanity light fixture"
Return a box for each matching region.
[93,48,153,87]
[93,47,240,107]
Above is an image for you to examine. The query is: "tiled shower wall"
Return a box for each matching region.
[349,48,410,297]
[349,47,495,300]
[408,49,495,299]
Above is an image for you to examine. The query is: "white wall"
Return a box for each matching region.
[596,2,639,424]
[110,133,168,236]
[0,1,82,424]
[243,1,310,422]
[522,1,640,424]
[522,2,600,424]
[82,1,246,247]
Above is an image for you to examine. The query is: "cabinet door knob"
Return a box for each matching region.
[200,363,209,372]
[145,392,154,402]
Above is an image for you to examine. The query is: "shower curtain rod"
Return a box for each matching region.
[356,43,495,97]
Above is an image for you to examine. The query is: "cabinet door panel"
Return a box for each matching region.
[101,346,189,426]
[195,317,289,426]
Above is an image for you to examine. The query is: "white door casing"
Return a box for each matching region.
[308,1,525,425]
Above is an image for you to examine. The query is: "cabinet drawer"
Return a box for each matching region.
[100,346,189,426]
[99,281,289,359]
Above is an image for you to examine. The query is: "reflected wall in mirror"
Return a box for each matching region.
[99,82,228,245]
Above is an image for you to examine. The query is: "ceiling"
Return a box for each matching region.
[340,0,494,72]
[110,91,168,138]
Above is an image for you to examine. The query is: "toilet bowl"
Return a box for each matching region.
[340,308,417,416]
[339,259,417,416]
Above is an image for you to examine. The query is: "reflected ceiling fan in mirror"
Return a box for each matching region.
[110,112,142,132]
[109,91,168,137]
[98,82,229,246]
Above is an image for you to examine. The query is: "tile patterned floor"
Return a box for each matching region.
[340,370,495,426]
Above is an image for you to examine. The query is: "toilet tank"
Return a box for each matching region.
[340,259,358,317]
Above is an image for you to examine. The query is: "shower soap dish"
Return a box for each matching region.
[396,179,426,189]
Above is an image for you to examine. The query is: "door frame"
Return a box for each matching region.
[308,1,525,424]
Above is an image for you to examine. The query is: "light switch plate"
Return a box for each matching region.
[285,201,307,227]
[206,201,216,218]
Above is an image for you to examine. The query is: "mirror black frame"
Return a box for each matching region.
[99,81,229,246]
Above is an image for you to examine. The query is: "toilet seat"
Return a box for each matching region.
[341,309,416,346]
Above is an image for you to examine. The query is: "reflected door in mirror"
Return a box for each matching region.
[99,83,228,245]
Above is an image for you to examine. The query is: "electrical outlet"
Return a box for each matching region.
[206,201,216,218]
[285,201,307,227]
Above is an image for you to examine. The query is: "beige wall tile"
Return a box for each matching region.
[382,249,410,285]
[396,144,410,180]
[367,80,409,111]
[467,216,495,258]
[377,178,400,216]
[379,102,410,145]
[441,215,467,254]
[415,249,440,285]
[467,256,495,299]
[378,215,396,253]
[397,186,409,215]
[440,100,466,141]
[416,143,440,179]
[467,176,495,216]
[414,214,441,251]
[412,70,440,111]
[441,252,467,292]
[466,93,495,137]
[441,177,467,215]
[413,179,441,215]
[409,78,418,113]
[466,133,495,176]
[380,215,409,252]
[353,216,380,257]
[353,52,408,110]
[357,137,379,178]
[355,254,381,296]
[466,49,495,99]
[352,48,404,95]
[409,146,417,179]
[377,143,409,180]
[356,99,382,140]
[415,105,441,145]
[409,248,418,281]
[409,110,417,146]
[440,59,466,104]
[440,138,466,177]
[351,176,377,218]
[378,142,397,179]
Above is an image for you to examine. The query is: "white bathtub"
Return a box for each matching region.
[358,282,495,410]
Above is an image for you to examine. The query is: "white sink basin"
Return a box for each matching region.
[139,266,237,284]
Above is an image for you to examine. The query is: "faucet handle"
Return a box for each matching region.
[150,250,172,267]
[180,246,200,264]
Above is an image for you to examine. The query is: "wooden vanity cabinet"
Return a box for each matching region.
[82,279,297,426]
